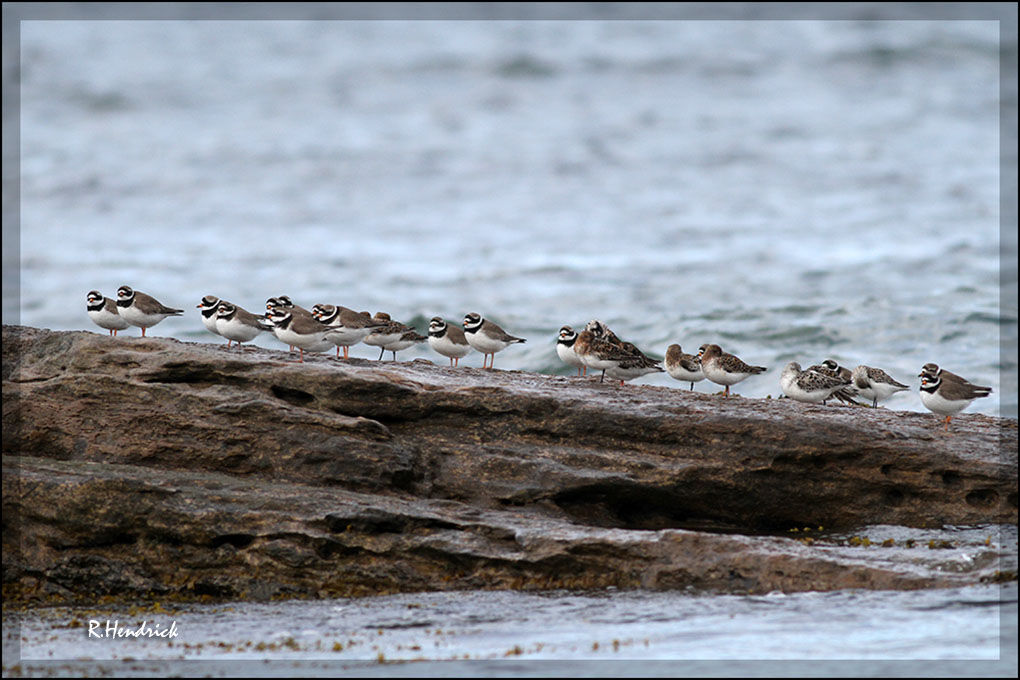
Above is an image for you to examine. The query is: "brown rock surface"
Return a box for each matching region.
[3,325,1016,602]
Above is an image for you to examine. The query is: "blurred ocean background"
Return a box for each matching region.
[10,14,1015,416]
[5,8,1018,674]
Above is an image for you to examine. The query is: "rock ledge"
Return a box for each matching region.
[3,325,1016,602]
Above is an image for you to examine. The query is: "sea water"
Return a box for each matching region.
[4,584,1016,676]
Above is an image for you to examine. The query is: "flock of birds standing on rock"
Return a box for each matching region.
[86,286,993,433]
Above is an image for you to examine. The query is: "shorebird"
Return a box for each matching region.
[780,362,854,404]
[215,302,272,349]
[381,327,427,361]
[86,290,130,336]
[311,304,389,359]
[556,326,587,377]
[115,286,183,337]
[266,308,338,363]
[807,359,861,405]
[198,295,232,345]
[573,320,661,385]
[363,313,411,360]
[428,317,473,367]
[266,296,316,353]
[664,344,704,390]
[851,365,909,408]
[462,313,526,369]
[603,349,664,386]
[918,366,991,432]
[698,343,766,397]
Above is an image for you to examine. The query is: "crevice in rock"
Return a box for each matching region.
[883,487,907,506]
[210,533,256,549]
[191,581,237,598]
[314,538,364,559]
[145,529,184,546]
[141,365,252,388]
[270,385,315,406]
[552,483,695,531]
[940,470,962,487]
[77,531,138,549]
[965,489,999,508]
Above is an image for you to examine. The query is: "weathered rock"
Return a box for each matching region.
[3,325,1017,602]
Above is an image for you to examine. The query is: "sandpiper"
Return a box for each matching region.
[698,343,766,397]
[851,365,909,408]
[664,344,704,390]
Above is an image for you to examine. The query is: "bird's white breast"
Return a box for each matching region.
[429,334,470,358]
[88,307,129,331]
[557,343,584,369]
[466,330,511,354]
[920,388,969,416]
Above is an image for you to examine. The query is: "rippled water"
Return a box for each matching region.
[5,583,1016,676]
[3,525,1017,675]
[12,17,1014,416]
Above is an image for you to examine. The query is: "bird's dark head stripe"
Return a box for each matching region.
[199,295,220,314]
[268,310,293,329]
[116,286,134,306]
[429,317,448,338]
[217,303,237,320]
[919,373,940,392]
[315,305,339,325]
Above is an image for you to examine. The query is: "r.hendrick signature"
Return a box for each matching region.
[88,619,179,639]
